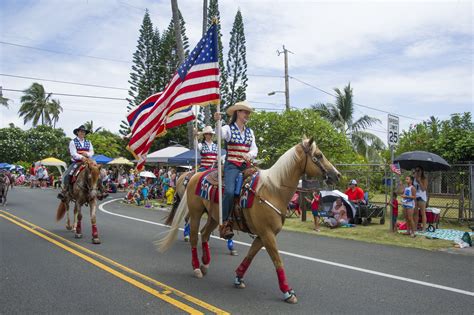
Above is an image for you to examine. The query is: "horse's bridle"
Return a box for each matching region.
[300,143,329,181]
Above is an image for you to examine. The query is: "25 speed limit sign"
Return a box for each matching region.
[387,114,399,146]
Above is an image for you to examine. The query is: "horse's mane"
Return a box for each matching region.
[258,138,315,195]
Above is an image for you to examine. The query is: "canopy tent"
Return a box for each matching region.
[108,157,134,166]
[167,149,227,165]
[0,163,12,169]
[146,145,188,163]
[38,157,67,176]
[93,154,113,165]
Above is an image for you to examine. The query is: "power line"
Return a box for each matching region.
[290,75,423,121]
[0,41,131,64]
[0,74,128,91]
[2,88,126,101]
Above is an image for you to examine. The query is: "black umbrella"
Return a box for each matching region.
[394,151,450,172]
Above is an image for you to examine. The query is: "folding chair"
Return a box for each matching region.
[286,202,300,218]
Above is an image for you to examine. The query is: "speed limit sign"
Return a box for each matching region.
[387,114,399,146]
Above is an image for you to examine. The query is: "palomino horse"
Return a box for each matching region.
[55,158,102,244]
[159,137,340,303]
[0,172,10,206]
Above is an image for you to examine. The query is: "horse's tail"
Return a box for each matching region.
[156,190,188,252]
[56,201,67,221]
[164,194,180,226]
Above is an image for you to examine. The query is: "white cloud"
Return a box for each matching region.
[0,0,472,141]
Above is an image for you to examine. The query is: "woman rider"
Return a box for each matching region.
[214,101,258,239]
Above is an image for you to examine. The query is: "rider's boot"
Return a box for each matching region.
[57,176,69,202]
[219,220,234,240]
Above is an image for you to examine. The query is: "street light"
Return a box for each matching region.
[267,90,285,96]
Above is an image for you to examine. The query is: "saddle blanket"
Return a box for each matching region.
[195,170,260,209]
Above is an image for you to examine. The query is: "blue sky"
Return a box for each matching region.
[1,0,472,140]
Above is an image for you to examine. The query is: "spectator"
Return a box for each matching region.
[401,176,416,238]
[325,197,348,228]
[345,179,365,204]
[413,166,428,231]
[161,173,170,199]
[29,163,37,188]
[305,191,321,231]
[390,192,399,232]
[288,191,301,217]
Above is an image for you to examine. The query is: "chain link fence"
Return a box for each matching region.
[299,163,473,223]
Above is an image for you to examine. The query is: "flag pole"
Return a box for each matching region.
[216,106,223,226]
[194,106,198,172]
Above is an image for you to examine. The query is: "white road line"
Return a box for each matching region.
[99,198,474,297]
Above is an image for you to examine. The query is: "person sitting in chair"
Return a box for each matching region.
[57,125,107,201]
[326,197,348,228]
[345,179,365,204]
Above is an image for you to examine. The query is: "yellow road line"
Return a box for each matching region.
[0,210,229,315]
[1,213,209,315]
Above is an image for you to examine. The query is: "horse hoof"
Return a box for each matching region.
[283,290,297,304]
[184,236,190,242]
[66,225,73,231]
[230,250,238,256]
[200,264,209,275]
[285,295,298,304]
[234,277,246,289]
[75,233,82,239]
[193,268,203,278]
[92,238,101,244]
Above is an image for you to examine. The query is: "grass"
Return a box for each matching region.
[283,211,471,251]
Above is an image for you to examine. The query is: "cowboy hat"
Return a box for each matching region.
[199,125,215,135]
[226,100,254,116]
[73,125,91,136]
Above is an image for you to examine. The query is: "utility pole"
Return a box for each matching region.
[277,45,293,111]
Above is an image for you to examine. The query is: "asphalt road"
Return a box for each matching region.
[1,187,473,314]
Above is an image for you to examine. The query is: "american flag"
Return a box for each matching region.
[127,93,195,134]
[127,24,220,170]
[390,162,401,175]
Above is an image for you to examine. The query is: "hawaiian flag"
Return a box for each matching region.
[390,162,401,175]
[127,24,220,170]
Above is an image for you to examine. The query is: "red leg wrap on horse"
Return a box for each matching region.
[276,267,291,293]
[91,224,98,238]
[191,247,200,269]
[201,242,211,265]
[76,221,82,234]
[235,257,252,278]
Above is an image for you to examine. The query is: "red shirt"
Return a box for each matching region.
[310,195,320,210]
[391,199,399,216]
[345,187,364,202]
[29,167,36,176]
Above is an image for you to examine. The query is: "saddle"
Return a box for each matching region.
[70,164,86,186]
[195,167,259,234]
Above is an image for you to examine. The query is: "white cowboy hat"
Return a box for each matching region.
[226,100,254,116]
[199,125,215,135]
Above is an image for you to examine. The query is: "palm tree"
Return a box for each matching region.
[0,87,9,108]
[83,120,103,133]
[18,83,62,126]
[312,83,385,160]
[48,99,63,129]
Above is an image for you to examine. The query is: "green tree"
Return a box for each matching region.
[88,130,131,158]
[18,83,62,127]
[0,126,28,163]
[247,109,359,168]
[121,10,156,136]
[25,125,70,162]
[48,99,63,128]
[397,112,474,163]
[312,83,384,161]
[226,9,248,110]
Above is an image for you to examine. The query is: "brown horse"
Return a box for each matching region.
[55,158,102,244]
[159,137,341,303]
[0,172,10,206]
